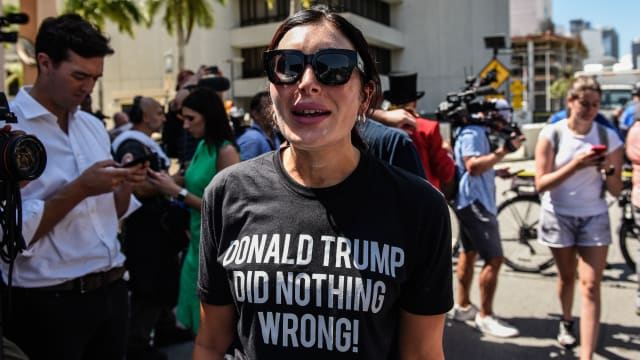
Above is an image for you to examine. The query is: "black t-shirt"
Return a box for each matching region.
[199,149,453,359]
[358,120,426,179]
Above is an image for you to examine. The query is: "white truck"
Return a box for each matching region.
[574,65,640,121]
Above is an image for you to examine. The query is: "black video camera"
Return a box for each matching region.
[0,92,46,263]
[0,12,28,44]
[435,71,499,127]
[436,72,522,151]
[0,93,46,182]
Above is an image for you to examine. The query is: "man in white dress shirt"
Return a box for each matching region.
[0,14,147,360]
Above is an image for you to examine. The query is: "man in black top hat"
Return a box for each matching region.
[373,72,455,193]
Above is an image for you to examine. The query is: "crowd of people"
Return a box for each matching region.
[0,5,637,360]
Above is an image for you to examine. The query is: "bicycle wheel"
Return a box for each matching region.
[619,221,638,273]
[497,196,554,273]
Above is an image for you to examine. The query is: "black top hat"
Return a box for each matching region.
[383,72,425,105]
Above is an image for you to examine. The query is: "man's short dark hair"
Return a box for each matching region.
[250,91,270,114]
[35,13,114,68]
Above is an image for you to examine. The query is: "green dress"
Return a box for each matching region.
[177,139,229,332]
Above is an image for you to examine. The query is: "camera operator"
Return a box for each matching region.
[450,98,525,338]
[0,14,147,360]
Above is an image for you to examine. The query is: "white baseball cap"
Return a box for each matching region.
[491,98,512,121]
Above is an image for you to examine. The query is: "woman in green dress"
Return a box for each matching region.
[149,88,240,333]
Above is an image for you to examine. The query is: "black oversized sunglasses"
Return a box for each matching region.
[263,49,365,86]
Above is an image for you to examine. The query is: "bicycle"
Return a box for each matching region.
[497,168,638,274]
[449,170,554,273]
[617,168,638,273]
[451,167,639,274]
[496,171,554,273]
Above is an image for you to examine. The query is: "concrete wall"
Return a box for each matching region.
[101,1,236,115]
[96,0,509,118]
[390,0,510,115]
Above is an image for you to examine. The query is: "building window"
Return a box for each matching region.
[239,0,289,26]
[369,46,390,75]
[242,46,268,78]
[240,0,389,26]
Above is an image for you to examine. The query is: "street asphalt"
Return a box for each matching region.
[161,158,640,359]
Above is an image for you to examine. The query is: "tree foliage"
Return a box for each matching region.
[63,0,144,37]
[145,0,225,45]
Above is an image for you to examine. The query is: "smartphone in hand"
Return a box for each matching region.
[590,144,607,156]
[121,153,155,168]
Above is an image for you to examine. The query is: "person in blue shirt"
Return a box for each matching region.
[451,105,525,338]
[619,85,640,138]
[236,91,281,160]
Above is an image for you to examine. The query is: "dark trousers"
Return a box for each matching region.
[3,279,129,360]
[128,297,176,348]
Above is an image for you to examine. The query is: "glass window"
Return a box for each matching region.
[240,0,389,26]
[242,47,269,78]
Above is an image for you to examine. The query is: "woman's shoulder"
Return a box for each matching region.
[212,151,276,184]
[539,119,566,138]
[365,152,443,201]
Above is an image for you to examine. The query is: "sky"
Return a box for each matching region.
[552,0,640,58]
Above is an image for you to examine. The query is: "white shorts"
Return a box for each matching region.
[538,209,611,248]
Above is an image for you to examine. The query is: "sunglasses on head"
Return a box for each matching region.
[263,48,364,86]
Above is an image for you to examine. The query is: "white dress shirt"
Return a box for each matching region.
[0,86,140,287]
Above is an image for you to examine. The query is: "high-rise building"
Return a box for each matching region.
[570,22,619,65]
[510,33,586,118]
[510,0,552,36]
[632,38,640,70]
[602,27,619,60]
[569,19,591,37]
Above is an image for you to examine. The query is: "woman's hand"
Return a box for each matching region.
[572,150,605,171]
[147,168,181,197]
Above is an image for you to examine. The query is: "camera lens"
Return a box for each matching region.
[3,134,47,181]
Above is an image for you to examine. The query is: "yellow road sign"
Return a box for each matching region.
[511,95,523,110]
[479,58,510,89]
[510,80,524,95]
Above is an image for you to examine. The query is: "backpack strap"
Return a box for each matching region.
[596,122,608,148]
[552,125,561,158]
[552,121,608,159]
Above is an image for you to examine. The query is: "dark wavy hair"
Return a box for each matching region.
[181,88,237,149]
[266,5,381,150]
[35,14,114,70]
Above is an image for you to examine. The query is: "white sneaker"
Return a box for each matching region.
[557,320,577,348]
[450,304,479,322]
[475,314,520,338]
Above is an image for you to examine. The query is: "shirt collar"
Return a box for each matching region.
[14,85,79,121]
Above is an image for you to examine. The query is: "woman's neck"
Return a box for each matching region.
[567,116,593,135]
[282,144,360,188]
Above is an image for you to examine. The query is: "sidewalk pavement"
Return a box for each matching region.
[161,158,640,359]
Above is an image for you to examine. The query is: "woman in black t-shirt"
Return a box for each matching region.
[194,5,453,360]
